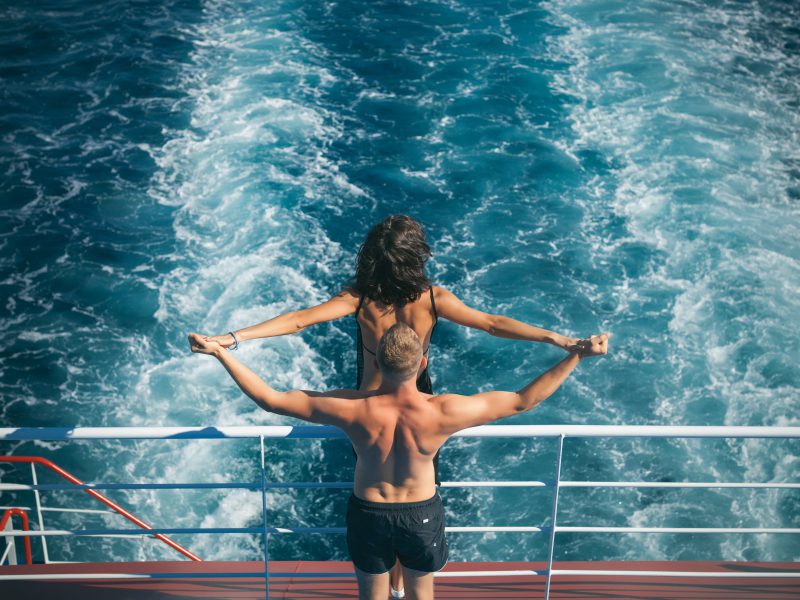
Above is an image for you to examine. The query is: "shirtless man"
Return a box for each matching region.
[188,325,609,600]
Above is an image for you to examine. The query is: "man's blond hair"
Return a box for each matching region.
[377,323,423,380]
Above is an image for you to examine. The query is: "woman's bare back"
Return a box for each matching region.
[355,287,438,390]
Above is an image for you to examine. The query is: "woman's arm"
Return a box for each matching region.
[206,291,359,348]
[433,286,580,351]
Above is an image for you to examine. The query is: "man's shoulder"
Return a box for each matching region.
[428,391,470,410]
[311,388,371,400]
[428,391,461,400]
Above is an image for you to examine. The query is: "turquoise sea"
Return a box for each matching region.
[1,0,798,565]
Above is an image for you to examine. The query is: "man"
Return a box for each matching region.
[189,324,609,600]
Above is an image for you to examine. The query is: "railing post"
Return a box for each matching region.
[30,463,49,564]
[2,516,18,565]
[260,435,270,600]
[544,434,565,600]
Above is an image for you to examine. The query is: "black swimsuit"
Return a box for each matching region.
[354,287,441,484]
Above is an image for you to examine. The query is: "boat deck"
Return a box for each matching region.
[1,561,798,599]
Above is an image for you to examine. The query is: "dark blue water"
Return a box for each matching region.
[1,0,798,564]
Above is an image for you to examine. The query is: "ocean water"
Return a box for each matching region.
[1,0,798,565]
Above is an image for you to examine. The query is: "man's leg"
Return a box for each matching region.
[355,567,390,600]
[400,565,434,600]
[390,558,405,597]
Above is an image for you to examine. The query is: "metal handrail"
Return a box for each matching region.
[1,567,798,582]
[2,424,800,439]
[0,456,201,562]
[3,478,798,492]
[1,424,798,600]
[1,508,32,565]
[6,524,800,538]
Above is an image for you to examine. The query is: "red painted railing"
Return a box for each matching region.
[1,508,32,565]
[0,456,201,561]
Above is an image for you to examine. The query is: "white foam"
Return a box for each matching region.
[17,330,70,342]
[98,0,367,561]
[543,0,800,561]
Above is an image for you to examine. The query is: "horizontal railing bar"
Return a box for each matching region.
[6,479,796,493]
[441,481,549,488]
[0,481,551,492]
[0,506,115,515]
[0,570,550,581]
[435,569,548,577]
[2,425,800,441]
[265,482,351,489]
[560,481,800,489]
[8,524,797,537]
[40,507,117,515]
[84,534,158,539]
[0,483,263,492]
[555,526,800,534]
[0,529,276,537]
[0,525,546,537]
[0,573,251,581]
[0,528,333,537]
[551,569,800,578]
[445,526,545,533]
[1,569,799,582]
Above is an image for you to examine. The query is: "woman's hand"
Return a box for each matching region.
[188,333,224,357]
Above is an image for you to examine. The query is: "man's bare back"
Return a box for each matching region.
[347,387,441,502]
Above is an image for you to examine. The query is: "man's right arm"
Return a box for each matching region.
[188,333,359,428]
[437,333,609,434]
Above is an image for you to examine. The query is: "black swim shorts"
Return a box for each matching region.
[346,493,449,574]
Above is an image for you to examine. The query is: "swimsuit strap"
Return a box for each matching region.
[429,286,438,322]
[355,293,367,318]
[355,294,366,388]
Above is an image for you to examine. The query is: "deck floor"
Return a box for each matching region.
[1,560,798,599]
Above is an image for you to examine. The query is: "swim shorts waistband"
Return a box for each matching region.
[349,493,440,511]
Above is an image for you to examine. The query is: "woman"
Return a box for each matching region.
[199,215,582,598]
[204,215,580,387]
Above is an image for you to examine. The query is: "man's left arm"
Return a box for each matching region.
[188,333,357,427]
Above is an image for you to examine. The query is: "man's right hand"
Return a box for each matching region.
[574,333,611,357]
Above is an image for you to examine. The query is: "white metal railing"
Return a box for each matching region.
[1,425,799,600]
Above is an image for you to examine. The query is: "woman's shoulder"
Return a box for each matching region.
[333,288,361,305]
[431,285,455,301]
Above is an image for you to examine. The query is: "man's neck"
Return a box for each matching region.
[376,375,419,397]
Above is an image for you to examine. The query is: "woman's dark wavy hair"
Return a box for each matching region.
[351,215,432,307]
